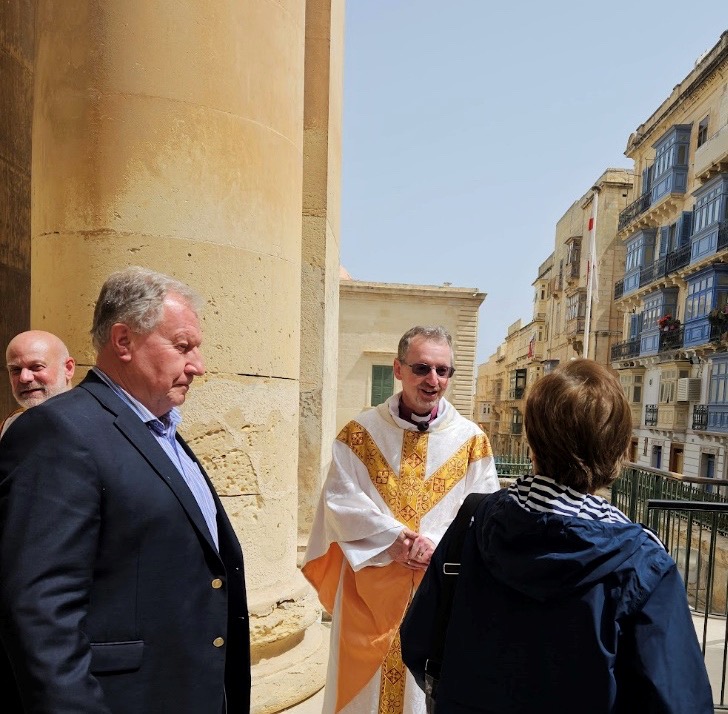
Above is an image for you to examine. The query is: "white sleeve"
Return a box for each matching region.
[321,440,405,571]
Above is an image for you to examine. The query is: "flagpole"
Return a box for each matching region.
[583,186,600,358]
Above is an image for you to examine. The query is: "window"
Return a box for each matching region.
[566,292,586,321]
[371,365,394,406]
[685,273,714,321]
[511,408,523,434]
[509,369,527,399]
[659,369,688,404]
[653,126,690,178]
[642,165,653,194]
[697,116,709,148]
[620,373,644,403]
[709,358,728,405]
[629,313,642,339]
[625,230,656,272]
[641,289,678,332]
[693,184,722,234]
[659,369,677,404]
[651,125,691,201]
[685,269,728,322]
[566,238,581,265]
[625,239,641,272]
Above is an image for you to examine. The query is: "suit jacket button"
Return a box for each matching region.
[211,578,223,589]
[213,637,225,647]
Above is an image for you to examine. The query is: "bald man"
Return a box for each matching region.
[1,331,75,439]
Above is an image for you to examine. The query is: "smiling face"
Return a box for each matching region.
[6,331,75,409]
[112,294,205,418]
[393,336,453,415]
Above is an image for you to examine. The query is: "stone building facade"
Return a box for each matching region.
[0,1,344,711]
[611,31,728,479]
[476,168,634,455]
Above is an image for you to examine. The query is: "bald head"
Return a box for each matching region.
[6,331,75,409]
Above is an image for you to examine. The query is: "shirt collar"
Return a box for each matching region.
[92,366,181,435]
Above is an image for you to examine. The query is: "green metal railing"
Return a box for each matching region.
[494,454,532,476]
[646,500,728,709]
[494,459,728,707]
[611,463,728,534]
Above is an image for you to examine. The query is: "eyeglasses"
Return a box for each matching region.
[401,362,455,378]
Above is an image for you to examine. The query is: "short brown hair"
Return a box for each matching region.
[524,359,631,493]
[397,326,454,363]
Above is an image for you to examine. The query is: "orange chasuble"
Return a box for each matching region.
[303,421,492,713]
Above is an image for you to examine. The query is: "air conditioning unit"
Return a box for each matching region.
[677,378,701,402]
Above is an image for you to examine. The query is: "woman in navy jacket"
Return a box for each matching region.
[401,359,713,713]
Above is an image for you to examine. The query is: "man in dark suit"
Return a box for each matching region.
[0,267,250,713]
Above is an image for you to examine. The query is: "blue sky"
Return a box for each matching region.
[340,1,727,363]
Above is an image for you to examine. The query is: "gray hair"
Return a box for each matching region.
[397,325,454,362]
[91,267,203,350]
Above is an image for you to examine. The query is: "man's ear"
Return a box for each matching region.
[393,358,403,381]
[109,323,133,362]
[64,357,76,381]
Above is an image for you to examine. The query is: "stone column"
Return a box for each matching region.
[0,0,33,415]
[298,0,345,549]
[31,1,326,711]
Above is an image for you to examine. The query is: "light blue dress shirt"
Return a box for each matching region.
[92,367,219,550]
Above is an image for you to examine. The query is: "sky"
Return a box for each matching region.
[340,1,728,364]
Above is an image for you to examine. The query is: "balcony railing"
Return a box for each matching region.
[610,337,640,361]
[493,454,532,476]
[612,465,728,537]
[566,316,585,336]
[610,464,728,709]
[645,404,658,426]
[618,190,651,232]
[647,498,728,709]
[640,255,666,285]
[665,243,691,273]
[693,404,708,430]
[658,325,684,352]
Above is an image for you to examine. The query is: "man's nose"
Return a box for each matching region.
[186,349,205,377]
[19,368,35,383]
[423,367,440,384]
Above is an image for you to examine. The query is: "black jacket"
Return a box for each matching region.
[401,486,713,713]
[0,373,250,713]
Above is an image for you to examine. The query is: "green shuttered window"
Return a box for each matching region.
[371,365,394,406]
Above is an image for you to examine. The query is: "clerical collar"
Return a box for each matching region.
[398,401,438,426]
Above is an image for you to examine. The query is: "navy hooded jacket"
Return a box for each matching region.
[401,485,713,713]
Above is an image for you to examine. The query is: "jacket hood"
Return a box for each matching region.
[476,489,660,602]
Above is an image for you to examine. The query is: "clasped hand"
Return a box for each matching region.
[385,529,435,571]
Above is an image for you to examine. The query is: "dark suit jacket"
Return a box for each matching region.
[0,372,251,713]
